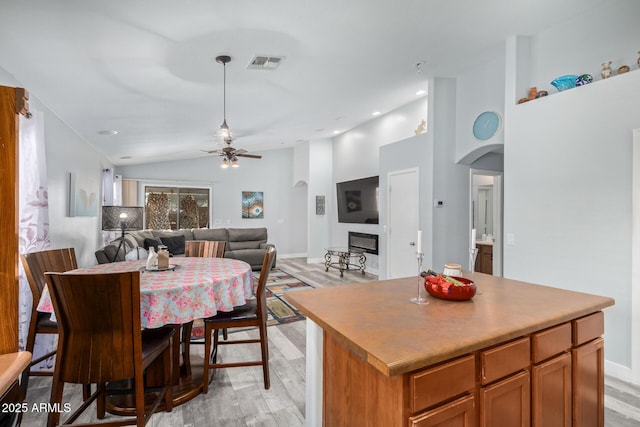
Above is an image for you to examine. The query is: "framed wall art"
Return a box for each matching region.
[242,191,264,219]
[69,173,98,217]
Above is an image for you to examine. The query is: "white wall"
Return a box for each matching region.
[331,97,428,273]
[116,147,307,257]
[0,66,112,267]
[503,0,640,374]
[306,139,333,261]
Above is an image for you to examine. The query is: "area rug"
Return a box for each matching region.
[190,268,312,339]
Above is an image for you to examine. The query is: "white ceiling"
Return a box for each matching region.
[0,0,608,165]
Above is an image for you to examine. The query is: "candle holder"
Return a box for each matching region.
[410,252,429,305]
[468,248,478,273]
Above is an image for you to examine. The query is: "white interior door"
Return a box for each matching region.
[387,169,419,279]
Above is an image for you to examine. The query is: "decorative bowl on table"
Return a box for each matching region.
[550,75,578,91]
[424,275,477,301]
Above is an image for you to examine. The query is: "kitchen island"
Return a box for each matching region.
[284,273,614,427]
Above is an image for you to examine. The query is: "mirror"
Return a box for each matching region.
[472,175,494,240]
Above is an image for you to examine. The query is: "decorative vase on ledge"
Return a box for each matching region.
[601,61,612,79]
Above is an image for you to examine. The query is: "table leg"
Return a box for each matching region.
[359,254,367,275]
[105,321,204,416]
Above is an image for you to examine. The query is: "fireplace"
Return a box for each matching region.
[348,232,379,255]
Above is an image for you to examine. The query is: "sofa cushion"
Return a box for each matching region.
[160,235,186,255]
[144,237,162,251]
[192,228,228,241]
[151,229,195,241]
[130,230,155,247]
[227,227,267,242]
[227,240,264,251]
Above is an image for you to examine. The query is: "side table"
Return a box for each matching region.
[324,247,366,277]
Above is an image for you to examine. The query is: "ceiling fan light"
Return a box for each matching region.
[221,158,229,168]
[231,157,239,168]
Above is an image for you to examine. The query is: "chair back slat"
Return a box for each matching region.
[20,248,77,300]
[185,240,226,258]
[255,246,277,321]
[45,271,141,384]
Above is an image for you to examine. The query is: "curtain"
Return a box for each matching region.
[18,110,55,371]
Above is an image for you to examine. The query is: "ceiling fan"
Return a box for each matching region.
[201,55,262,168]
[202,138,262,168]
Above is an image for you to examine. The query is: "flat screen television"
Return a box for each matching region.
[336,176,379,224]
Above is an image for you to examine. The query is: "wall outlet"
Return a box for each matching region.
[506,233,516,245]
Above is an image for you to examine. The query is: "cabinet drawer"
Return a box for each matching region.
[410,354,475,414]
[532,322,572,363]
[481,337,530,385]
[409,394,476,427]
[573,311,604,346]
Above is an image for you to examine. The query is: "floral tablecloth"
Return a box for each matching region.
[37,257,254,329]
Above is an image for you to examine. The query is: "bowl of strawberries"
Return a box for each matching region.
[424,274,476,301]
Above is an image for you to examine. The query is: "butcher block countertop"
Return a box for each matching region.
[283,273,614,377]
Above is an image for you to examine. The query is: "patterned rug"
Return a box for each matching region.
[190,268,312,339]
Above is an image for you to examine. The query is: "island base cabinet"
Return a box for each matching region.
[532,352,572,427]
[572,338,604,427]
[409,394,476,427]
[323,333,405,426]
[480,370,530,427]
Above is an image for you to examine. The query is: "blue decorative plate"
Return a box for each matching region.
[551,75,578,91]
[576,74,593,86]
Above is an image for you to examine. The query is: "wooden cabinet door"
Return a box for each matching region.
[572,338,604,427]
[474,244,492,275]
[409,394,476,427]
[532,352,571,427]
[480,370,530,427]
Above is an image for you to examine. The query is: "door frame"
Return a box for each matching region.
[386,167,419,279]
[469,169,503,276]
[631,128,640,385]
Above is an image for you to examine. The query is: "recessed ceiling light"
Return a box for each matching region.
[333,130,341,135]
[416,89,426,96]
[372,111,381,116]
[97,129,118,135]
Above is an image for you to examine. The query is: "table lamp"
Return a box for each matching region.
[101,206,144,262]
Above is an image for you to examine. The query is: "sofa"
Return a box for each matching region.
[95,227,275,270]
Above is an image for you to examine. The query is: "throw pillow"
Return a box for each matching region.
[160,235,186,255]
[143,237,162,252]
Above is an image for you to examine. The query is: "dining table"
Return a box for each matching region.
[37,256,254,413]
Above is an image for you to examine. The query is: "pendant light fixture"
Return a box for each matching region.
[216,55,232,142]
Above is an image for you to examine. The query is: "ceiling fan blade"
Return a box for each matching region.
[201,149,221,154]
[236,153,262,159]
[234,149,247,155]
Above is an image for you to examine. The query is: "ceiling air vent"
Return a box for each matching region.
[246,55,286,70]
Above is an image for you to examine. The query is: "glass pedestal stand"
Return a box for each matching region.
[468,248,478,273]
[410,252,429,305]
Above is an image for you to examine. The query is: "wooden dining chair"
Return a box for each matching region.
[20,248,77,376]
[202,246,276,393]
[45,271,174,427]
[184,240,226,258]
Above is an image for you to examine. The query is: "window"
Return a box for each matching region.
[144,186,210,230]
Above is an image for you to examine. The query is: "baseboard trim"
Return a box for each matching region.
[606,359,634,384]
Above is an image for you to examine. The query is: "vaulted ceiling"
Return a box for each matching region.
[0,0,608,165]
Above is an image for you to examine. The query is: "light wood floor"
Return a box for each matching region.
[21,258,640,426]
